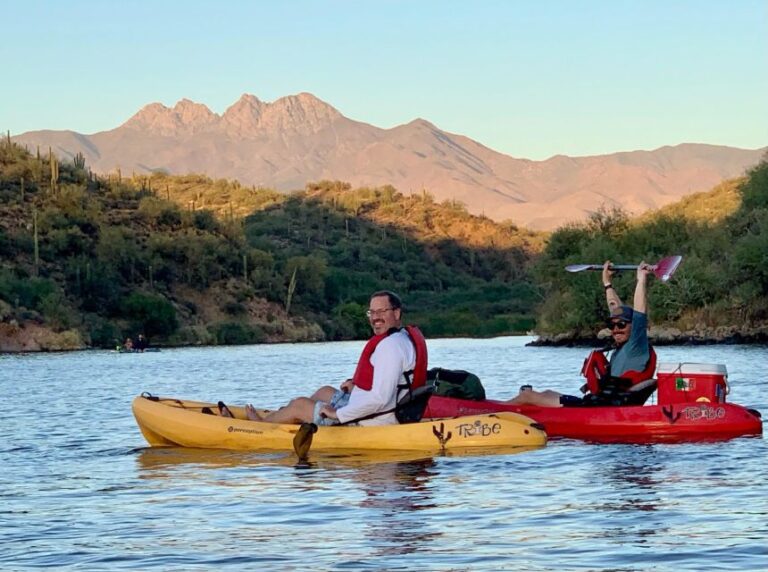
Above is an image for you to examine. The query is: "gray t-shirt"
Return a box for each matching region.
[609,311,650,377]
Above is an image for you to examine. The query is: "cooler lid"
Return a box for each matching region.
[656,362,728,375]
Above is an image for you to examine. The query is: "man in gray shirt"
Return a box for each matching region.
[505,260,654,407]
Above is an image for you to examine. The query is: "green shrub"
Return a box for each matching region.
[739,156,768,212]
[223,301,247,315]
[39,291,76,329]
[121,291,179,337]
[209,321,265,345]
[328,302,369,339]
[138,197,183,229]
[0,270,57,310]
[83,315,122,348]
[192,210,219,232]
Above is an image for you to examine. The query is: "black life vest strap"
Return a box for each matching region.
[337,385,434,426]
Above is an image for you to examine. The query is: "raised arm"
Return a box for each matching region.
[633,262,650,315]
[603,260,623,315]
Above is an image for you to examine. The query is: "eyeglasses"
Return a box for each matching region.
[607,320,630,330]
[366,307,395,318]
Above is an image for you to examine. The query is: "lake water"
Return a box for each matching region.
[1,337,766,571]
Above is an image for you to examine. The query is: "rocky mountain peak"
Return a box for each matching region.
[223,93,265,114]
[122,102,172,130]
[406,118,437,129]
[221,94,266,134]
[122,99,217,136]
[259,93,342,133]
[172,98,216,125]
[220,92,342,136]
[121,92,343,138]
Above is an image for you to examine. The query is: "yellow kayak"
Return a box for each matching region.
[132,394,547,452]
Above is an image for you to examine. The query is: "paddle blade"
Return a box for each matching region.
[293,422,318,461]
[652,255,682,282]
[564,264,597,273]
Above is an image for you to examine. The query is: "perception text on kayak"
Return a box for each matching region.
[228,426,264,435]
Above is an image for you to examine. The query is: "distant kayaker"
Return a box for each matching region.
[123,337,134,351]
[135,334,148,351]
[505,260,656,407]
[230,290,428,425]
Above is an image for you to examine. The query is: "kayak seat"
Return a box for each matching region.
[396,385,435,423]
[625,378,658,405]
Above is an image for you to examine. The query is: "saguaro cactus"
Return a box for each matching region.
[33,208,40,275]
[285,267,298,315]
[48,148,59,193]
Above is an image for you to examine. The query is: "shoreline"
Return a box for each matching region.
[528,327,768,347]
[3,329,768,354]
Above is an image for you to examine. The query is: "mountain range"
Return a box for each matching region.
[11,92,765,230]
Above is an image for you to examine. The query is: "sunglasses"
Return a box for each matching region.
[607,320,630,330]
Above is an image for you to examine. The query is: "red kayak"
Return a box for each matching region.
[423,362,763,443]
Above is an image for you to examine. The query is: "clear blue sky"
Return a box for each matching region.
[2,0,766,160]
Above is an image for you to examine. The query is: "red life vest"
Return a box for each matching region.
[351,325,428,391]
[581,346,657,395]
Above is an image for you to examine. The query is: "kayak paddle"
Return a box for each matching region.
[565,255,682,283]
[292,422,318,461]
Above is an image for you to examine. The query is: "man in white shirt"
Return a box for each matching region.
[241,291,420,426]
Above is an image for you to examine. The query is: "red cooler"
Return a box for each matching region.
[656,363,729,405]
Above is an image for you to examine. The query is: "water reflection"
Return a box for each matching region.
[350,458,440,557]
[133,445,537,561]
[606,448,664,491]
[135,447,437,474]
[135,447,294,473]
[588,446,669,549]
[135,445,541,474]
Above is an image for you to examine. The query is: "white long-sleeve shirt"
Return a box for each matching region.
[335,329,416,426]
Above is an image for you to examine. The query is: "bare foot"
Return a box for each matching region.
[218,401,234,418]
[245,404,263,421]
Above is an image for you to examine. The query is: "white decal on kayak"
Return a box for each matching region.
[456,420,502,438]
[682,405,726,422]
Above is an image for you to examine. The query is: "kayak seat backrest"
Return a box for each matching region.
[396,385,435,424]
[624,378,658,405]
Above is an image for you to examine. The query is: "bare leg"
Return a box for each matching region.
[504,389,564,407]
[310,385,337,402]
[260,397,317,424]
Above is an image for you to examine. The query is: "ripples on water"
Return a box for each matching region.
[1,338,766,571]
